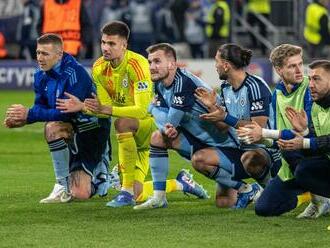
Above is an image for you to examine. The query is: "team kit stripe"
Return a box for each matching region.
[128,59,145,80]
[246,78,260,100]
[174,72,183,93]
[128,61,142,80]
[93,57,104,67]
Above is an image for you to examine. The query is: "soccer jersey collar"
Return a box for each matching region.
[109,51,128,71]
[276,80,302,96]
[231,72,249,92]
[46,60,61,79]
[316,93,330,109]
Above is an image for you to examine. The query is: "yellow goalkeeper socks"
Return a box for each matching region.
[117,132,137,192]
[297,192,312,207]
[136,179,181,202]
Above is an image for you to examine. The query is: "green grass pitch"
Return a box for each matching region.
[0,90,329,247]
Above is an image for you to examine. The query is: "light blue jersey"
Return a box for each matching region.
[151,68,233,148]
[219,73,274,148]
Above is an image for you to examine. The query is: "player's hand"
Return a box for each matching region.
[6,104,28,122]
[285,107,308,133]
[164,123,178,139]
[237,121,262,144]
[56,92,84,113]
[151,95,160,106]
[194,87,217,109]
[3,117,26,128]
[199,105,226,122]
[84,93,111,115]
[277,133,303,151]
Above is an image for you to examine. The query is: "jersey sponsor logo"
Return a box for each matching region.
[115,93,126,104]
[250,100,264,111]
[173,96,185,105]
[137,81,148,91]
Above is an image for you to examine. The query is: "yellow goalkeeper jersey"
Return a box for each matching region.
[92,50,153,119]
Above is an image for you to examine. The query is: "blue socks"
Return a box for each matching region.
[209,166,243,190]
[150,145,169,191]
[48,138,70,192]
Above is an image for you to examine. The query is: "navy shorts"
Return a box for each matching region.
[255,176,305,216]
[69,119,111,176]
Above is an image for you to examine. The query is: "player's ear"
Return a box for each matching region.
[122,40,127,49]
[274,66,282,76]
[169,61,176,70]
[224,61,231,71]
[58,49,63,59]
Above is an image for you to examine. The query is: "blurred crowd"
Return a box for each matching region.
[0,0,329,61]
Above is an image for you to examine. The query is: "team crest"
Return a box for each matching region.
[122,79,128,88]
[240,97,246,107]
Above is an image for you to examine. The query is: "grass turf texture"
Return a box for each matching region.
[0,90,329,248]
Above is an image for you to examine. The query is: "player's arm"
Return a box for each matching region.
[84,59,152,118]
[277,121,330,152]
[56,67,111,118]
[237,89,310,144]
[167,76,201,128]
[232,81,272,129]
[148,90,170,130]
[197,93,264,129]
[82,71,113,118]
[234,81,273,143]
[194,87,228,131]
[27,74,76,123]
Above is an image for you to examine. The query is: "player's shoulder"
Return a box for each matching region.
[244,73,271,97]
[93,57,106,68]
[126,50,150,80]
[175,68,195,84]
[127,50,148,65]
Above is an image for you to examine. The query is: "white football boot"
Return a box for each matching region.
[40,183,72,203]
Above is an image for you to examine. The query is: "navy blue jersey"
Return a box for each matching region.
[27,53,99,130]
[152,68,234,147]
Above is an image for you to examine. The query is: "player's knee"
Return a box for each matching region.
[255,199,274,216]
[254,193,280,217]
[150,130,166,147]
[191,150,208,171]
[294,164,310,186]
[44,122,73,142]
[114,118,137,133]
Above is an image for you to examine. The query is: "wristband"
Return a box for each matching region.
[262,128,280,139]
[223,113,239,127]
[303,138,310,149]
[301,128,309,137]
